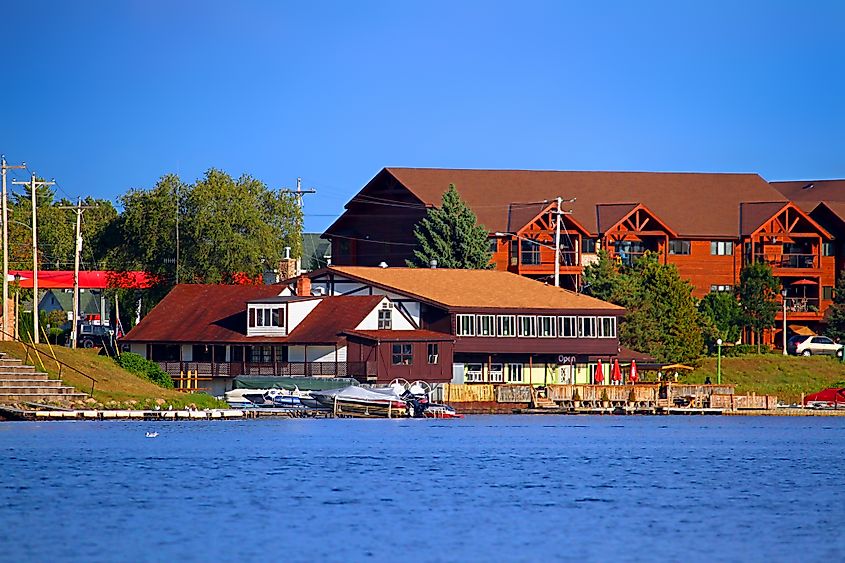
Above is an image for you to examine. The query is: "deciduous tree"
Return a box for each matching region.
[736,262,780,353]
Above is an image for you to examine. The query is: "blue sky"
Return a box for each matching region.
[1,0,843,232]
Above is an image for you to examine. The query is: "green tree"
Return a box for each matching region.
[407,184,492,269]
[736,262,780,353]
[825,270,845,341]
[111,169,302,316]
[582,250,624,301]
[698,291,743,349]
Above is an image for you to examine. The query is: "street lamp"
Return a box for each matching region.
[781,288,788,355]
[716,338,722,385]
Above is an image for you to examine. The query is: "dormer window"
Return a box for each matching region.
[247,304,286,336]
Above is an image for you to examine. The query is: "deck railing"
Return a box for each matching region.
[754,253,818,269]
[782,297,820,313]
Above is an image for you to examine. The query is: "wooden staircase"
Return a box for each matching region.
[0,352,88,404]
[531,388,559,409]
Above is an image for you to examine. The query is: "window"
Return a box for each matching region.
[710,241,733,255]
[465,363,483,382]
[520,239,541,265]
[476,314,495,337]
[378,307,392,330]
[815,336,834,345]
[824,286,834,300]
[669,240,691,255]
[489,239,498,254]
[518,315,537,337]
[538,316,556,337]
[391,343,413,365]
[582,238,597,253]
[456,314,475,336]
[506,363,523,383]
[579,316,597,337]
[497,315,517,337]
[248,306,284,329]
[427,343,439,364]
[710,285,733,293]
[559,316,577,338]
[598,316,616,338]
[248,345,283,363]
[489,363,504,383]
[823,242,834,257]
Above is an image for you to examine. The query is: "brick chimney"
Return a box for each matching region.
[297,276,312,297]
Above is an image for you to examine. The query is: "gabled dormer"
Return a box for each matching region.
[246,296,323,337]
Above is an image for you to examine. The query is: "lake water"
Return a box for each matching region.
[1,416,844,562]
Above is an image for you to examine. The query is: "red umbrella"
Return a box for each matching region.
[595,359,604,384]
[629,360,639,383]
[611,359,622,383]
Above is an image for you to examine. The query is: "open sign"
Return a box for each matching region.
[558,355,577,365]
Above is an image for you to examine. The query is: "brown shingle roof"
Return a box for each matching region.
[321,266,624,312]
[739,202,790,236]
[122,284,382,344]
[384,168,787,238]
[770,179,845,203]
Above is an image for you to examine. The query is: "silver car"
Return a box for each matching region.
[788,335,844,357]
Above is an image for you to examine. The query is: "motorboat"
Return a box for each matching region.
[310,385,407,411]
[224,387,314,409]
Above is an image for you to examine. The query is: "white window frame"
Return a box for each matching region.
[506,363,524,383]
[489,363,504,383]
[497,315,517,337]
[456,314,475,336]
[579,316,597,338]
[518,315,537,337]
[476,314,495,337]
[710,241,733,256]
[537,316,556,338]
[597,316,616,338]
[465,363,484,382]
[558,316,577,338]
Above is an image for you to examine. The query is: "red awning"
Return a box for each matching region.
[804,388,845,405]
[8,270,152,289]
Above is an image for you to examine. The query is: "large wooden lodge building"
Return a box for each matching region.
[326,168,845,344]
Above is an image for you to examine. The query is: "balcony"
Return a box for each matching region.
[514,250,581,271]
[157,360,377,379]
[754,253,818,270]
[783,297,820,313]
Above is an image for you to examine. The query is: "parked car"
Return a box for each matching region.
[787,335,844,357]
[74,324,115,353]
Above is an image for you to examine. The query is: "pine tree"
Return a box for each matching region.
[825,270,845,341]
[736,262,780,353]
[407,184,492,269]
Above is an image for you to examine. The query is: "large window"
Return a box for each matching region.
[559,316,577,338]
[465,363,483,382]
[710,241,733,256]
[582,238,597,253]
[598,316,616,338]
[497,315,516,337]
[391,343,413,365]
[579,316,597,338]
[518,315,537,337]
[476,315,495,337]
[520,239,541,265]
[456,314,475,336]
[247,345,283,363]
[489,363,504,383]
[669,240,691,255]
[538,316,556,337]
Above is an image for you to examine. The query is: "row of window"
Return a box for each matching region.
[668,240,735,256]
[248,306,285,329]
[391,343,439,366]
[456,314,617,339]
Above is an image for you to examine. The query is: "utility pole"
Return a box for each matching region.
[554,196,562,288]
[1,156,26,340]
[281,177,316,275]
[58,199,97,348]
[12,173,55,344]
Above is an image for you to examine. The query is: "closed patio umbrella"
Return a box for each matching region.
[629,360,639,383]
[611,359,622,384]
[595,359,604,384]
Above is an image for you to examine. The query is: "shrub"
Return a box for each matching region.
[117,352,174,389]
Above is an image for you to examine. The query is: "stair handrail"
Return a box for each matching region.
[0,328,98,395]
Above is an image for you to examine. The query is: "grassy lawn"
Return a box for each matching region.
[683,354,845,403]
[0,342,225,409]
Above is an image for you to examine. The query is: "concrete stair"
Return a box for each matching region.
[0,353,88,403]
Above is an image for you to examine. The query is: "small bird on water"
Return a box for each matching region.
[145,432,159,438]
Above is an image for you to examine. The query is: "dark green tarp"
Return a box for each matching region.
[232,376,359,391]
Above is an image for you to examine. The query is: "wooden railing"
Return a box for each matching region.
[783,297,820,313]
[754,253,818,269]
